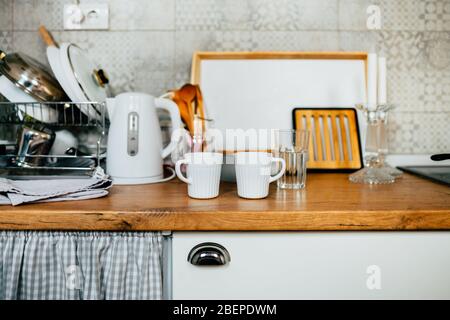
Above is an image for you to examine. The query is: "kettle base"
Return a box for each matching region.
[111,174,164,185]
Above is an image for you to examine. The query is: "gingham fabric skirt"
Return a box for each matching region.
[0,231,163,300]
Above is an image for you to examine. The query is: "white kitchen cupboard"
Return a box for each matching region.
[172,232,450,299]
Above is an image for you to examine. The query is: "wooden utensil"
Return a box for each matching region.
[172,91,194,134]
[165,84,208,136]
[179,84,196,124]
[38,25,59,48]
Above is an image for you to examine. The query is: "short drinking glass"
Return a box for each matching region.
[274,129,310,190]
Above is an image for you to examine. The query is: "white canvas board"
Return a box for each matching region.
[198,58,367,150]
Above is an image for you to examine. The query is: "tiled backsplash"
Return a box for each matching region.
[1,0,449,154]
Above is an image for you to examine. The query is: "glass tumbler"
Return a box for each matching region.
[273,129,310,189]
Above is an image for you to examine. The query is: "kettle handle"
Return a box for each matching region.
[155,96,182,159]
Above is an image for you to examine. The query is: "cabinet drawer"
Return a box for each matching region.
[172,232,450,299]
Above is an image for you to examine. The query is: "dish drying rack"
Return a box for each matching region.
[0,102,108,179]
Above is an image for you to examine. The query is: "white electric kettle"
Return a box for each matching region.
[106,92,181,185]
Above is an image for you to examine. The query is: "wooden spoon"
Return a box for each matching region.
[172,91,194,134]
[179,85,196,123]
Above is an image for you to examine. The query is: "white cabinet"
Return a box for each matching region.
[172,232,450,299]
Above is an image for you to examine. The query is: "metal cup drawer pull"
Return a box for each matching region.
[187,242,231,266]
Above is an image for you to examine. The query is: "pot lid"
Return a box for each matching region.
[0,50,68,102]
[66,44,108,102]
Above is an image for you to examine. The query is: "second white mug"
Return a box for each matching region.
[235,152,286,199]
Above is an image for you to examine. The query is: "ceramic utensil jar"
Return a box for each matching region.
[175,152,223,199]
[235,152,286,199]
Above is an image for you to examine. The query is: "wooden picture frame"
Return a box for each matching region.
[191,51,368,153]
[191,51,369,85]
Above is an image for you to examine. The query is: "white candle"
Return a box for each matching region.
[377,56,387,105]
[367,53,378,110]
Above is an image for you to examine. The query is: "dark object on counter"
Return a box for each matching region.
[431,154,450,161]
[0,50,68,102]
[397,166,450,187]
[15,125,55,167]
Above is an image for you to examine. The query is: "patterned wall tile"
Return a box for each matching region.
[109,0,175,30]
[175,0,220,31]
[378,0,426,31]
[387,69,426,112]
[253,31,340,51]
[421,69,450,112]
[0,0,13,30]
[339,0,375,31]
[421,32,450,112]
[175,0,252,31]
[0,31,13,52]
[292,0,338,30]
[249,0,338,31]
[423,31,450,69]
[13,0,70,30]
[13,0,174,31]
[219,1,254,30]
[422,0,450,31]
[376,30,426,111]
[383,31,450,113]
[175,31,213,85]
[388,111,450,153]
[12,31,48,64]
[174,31,257,86]
[339,31,378,51]
[175,0,338,31]
[376,31,426,71]
[210,31,258,51]
[339,0,444,32]
[248,0,300,31]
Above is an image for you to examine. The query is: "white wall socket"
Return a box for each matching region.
[64,3,109,30]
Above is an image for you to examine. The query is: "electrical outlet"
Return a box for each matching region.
[64,3,109,30]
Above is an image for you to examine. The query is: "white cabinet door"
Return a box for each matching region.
[172,232,450,299]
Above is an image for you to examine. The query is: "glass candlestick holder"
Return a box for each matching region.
[376,106,404,178]
[349,104,402,184]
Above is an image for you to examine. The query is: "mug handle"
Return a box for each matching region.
[269,157,286,183]
[175,159,191,184]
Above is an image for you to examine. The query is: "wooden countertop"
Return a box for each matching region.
[0,173,449,231]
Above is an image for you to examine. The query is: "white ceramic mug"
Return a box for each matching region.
[175,152,223,199]
[235,152,286,199]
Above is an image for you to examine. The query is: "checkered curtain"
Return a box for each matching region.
[0,231,163,300]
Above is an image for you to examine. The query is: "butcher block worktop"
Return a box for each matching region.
[0,173,449,231]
